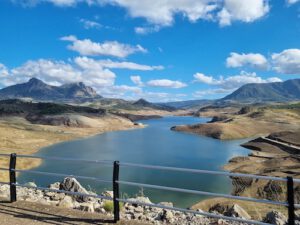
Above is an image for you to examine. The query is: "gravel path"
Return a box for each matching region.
[0,200,148,225]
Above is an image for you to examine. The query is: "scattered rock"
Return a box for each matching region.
[264,211,287,225]
[0,179,283,225]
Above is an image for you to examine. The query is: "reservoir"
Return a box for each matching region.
[19,116,249,208]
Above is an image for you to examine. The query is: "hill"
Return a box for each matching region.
[0,78,101,102]
[132,98,175,111]
[222,79,300,102]
[158,99,214,109]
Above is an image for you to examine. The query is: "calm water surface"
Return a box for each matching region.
[19,116,249,208]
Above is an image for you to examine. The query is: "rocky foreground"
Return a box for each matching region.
[0,177,296,225]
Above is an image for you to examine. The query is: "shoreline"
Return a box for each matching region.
[0,115,145,182]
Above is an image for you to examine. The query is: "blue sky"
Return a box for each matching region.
[0,0,299,101]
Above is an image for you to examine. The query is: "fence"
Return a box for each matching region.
[0,153,299,225]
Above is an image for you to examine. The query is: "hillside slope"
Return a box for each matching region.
[222,79,300,102]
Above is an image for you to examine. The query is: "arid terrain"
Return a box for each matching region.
[172,104,300,140]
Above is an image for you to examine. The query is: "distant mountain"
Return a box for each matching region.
[159,99,215,109]
[222,79,300,102]
[133,98,175,111]
[0,78,101,102]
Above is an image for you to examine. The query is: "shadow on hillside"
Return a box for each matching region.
[0,200,116,225]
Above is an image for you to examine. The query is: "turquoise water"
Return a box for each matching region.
[18,116,249,208]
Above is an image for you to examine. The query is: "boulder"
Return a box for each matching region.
[78,202,95,213]
[161,210,174,223]
[134,206,144,213]
[264,211,287,225]
[102,190,114,198]
[49,182,60,190]
[25,182,37,188]
[158,202,173,208]
[225,204,251,220]
[58,196,74,209]
[60,177,89,202]
[127,196,152,205]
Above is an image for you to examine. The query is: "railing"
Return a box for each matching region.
[0,153,299,225]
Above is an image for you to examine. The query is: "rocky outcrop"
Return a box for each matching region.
[0,178,291,225]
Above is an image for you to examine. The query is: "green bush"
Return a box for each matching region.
[103,200,124,212]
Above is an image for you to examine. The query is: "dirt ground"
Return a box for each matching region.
[0,199,149,225]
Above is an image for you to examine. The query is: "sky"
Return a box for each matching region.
[0,0,299,102]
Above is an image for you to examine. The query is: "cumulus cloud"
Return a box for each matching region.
[271,49,300,74]
[218,0,269,26]
[194,71,282,90]
[101,0,219,27]
[79,18,102,29]
[147,79,187,88]
[286,0,300,5]
[130,76,143,86]
[226,52,268,70]
[0,57,176,100]
[60,35,147,58]
[7,58,115,88]
[193,73,215,84]
[12,0,271,27]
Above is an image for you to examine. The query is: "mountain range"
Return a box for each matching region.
[0,78,101,102]
[0,78,299,107]
[221,78,300,102]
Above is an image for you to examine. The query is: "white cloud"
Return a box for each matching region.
[60,35,147,58]
[13,0,270,27]
[8,58,116,88]
[0,58,174,101]
[271,49,300,74]
[226,52,268,69]
[100,85,143,98]
[101,0,219,27]
[89,59,164,71]
[286,0,300,5]
[193,73,215,84]
[147,79,187,88]
[79,18,102,29]
[218,0,269,26]
[193,88,232,98]
[130,76,143,86]
[194,71,282,90]
[134,26,161,35]
[0,64,9,78]
[12,0,80,7]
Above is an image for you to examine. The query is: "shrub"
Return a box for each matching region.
[103,200,124,212]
